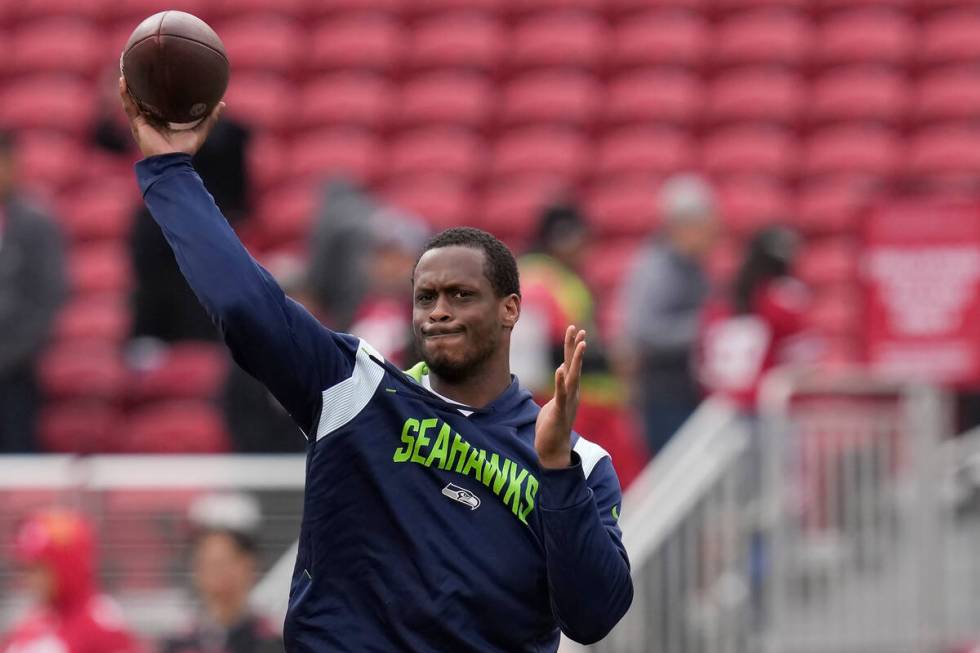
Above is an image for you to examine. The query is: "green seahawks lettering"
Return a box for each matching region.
[393,417,538,525]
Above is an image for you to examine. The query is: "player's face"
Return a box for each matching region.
[412,246,514,383]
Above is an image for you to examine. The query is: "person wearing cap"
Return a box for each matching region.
[1,509,143,653]
[160,493,282,653]
[616,174,721,455]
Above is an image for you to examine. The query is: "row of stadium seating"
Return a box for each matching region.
[1,8,980,79]
[11,66,980,135]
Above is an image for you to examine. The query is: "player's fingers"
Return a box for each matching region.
[118,77,141,121]
[193,101,224,137]
[567,338,587,394]
[563,325,576,370]
[554,366,567,408]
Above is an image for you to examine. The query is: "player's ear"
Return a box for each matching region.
[500,293,520,330]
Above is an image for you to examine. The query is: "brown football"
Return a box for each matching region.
[121,11,229,130]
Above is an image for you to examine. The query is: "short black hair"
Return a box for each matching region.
[415,227,521,298]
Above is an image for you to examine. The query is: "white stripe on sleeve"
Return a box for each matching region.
[573,436,611,479]
[316,340,386,441]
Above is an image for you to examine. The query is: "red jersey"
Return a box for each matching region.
[2,511,143,653]
[698,278,815,410]
[2,596,141,653]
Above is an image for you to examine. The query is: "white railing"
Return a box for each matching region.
[595,370,979,653]
[0,454,306,637]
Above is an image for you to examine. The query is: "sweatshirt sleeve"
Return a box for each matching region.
[135,153,360,436]
[537,449,633,644]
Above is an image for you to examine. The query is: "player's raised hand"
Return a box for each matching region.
[534,325,587,469]
[118,76,224,158]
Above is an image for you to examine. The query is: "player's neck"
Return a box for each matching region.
[429,355,512,410]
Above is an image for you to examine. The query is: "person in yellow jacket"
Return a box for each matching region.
[512,200,648,486]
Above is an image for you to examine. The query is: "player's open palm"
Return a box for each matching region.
[118,77,223,159]
[535,326,587,469]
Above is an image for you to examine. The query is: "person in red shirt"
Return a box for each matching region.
[1,509,143,653]
[698,226,818,412]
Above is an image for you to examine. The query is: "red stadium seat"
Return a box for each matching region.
[797,237,860,286]
[802,126,903,181]
[478,177,569,245]
[223,75,295,133]
[121,401,231,454]
[217,15,305,75]
[396,73,495,130]
[814,0,910,12]
[12,0,103,21]
[8,19,104,77]
[57,182,136,243]
[209,0,305,19]
[248,134,288,193]
[499,72,601,128]
[583,240,640,300]
[68,243,132,296]
[508,12,607,72]
[54,296,131,345]
[701,127,799,180]
[603,70,704,126]
[585,180,658,238]
[809,67,909,125]
[302,0,404,17]
[716,178,793,233]
[713,10,813,68]
[386,128,486,182]
[593,127,696,183]
[795,179,874,234]
[287,129,382,185]
[128,342,228,403]
[103,0,205,24]
[13,131,88,193]
[914,67,980,123]
[38,401,121,454]
[382,177,476,231]
[815,9,915,67]
[310,15,403,73]
[489,128,590,183]
[908,126,980,186]
[706,69,805,126]
[407,13,504,73]
[255,182,319,247]
[503,0,601,16]
[0,76,95,136]
[607,0,705,14]
[713,0,809,12]
[297,74,392,130]
[808,284,862,336]
[608,11,709,70]
[403,0,500,17]
[920,10,980,67]
[37,342,127,400]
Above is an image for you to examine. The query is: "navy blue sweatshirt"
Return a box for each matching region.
[136,154,633,652]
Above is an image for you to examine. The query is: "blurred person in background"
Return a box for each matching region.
[512,200,647,485]
[698,225,817,411]
[0,130,67,453]
[617,174,720,456]
[161,494,281,653]
[347,208,429,368]
[306,178,383,333]
[126,109,251,359]
[1,509,143,653]
[220,254,313,453]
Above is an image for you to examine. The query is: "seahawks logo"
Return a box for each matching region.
[442,483,481,511]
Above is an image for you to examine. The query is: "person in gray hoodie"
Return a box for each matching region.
[617,174,720,455]
[0,130,67,452]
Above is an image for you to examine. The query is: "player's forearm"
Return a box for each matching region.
[135,153,266,320]
[538,463,633,644]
